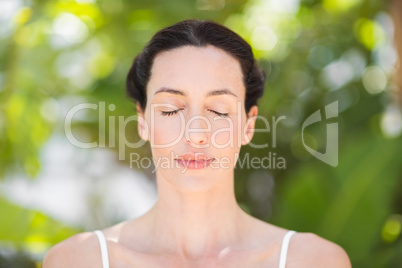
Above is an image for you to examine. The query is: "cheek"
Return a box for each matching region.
[211,117,243,148]
[152,116,184,146]
[212,119,243,169]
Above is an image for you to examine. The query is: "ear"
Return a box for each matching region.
[136,102,149,141]
[242,105,258,146]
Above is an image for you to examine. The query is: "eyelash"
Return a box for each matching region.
[161,109,229,118]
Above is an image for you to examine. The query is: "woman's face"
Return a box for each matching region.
[137,45,257,191]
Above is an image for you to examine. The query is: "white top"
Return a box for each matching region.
[94,229,297,268]
[94,230,110,268]
[279,230,297,268]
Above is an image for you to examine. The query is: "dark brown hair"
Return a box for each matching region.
[126,19,266,115]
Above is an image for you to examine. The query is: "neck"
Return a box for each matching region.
[146,169,247,260]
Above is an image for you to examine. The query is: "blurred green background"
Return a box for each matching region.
[1,0,402,267]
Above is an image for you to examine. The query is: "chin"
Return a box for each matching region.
[157,168,229,193]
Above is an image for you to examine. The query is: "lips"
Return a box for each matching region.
[175,153,214,169]
[175,153,213,161]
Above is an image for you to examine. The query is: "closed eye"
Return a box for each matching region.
[208,110,229,118]
[160,109,182,116]
[160,109,229,117]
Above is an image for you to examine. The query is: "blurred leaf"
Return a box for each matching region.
[0,197,80,250]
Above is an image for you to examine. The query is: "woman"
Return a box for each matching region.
[43,19,351,267]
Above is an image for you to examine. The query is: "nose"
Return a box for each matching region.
[184,115,209,146]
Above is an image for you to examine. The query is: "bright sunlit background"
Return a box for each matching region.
[0,0,401,267]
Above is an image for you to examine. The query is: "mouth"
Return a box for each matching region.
[175,158,215,169]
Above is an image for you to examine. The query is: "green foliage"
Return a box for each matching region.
[0,198,80,265]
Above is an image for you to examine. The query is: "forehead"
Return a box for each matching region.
[147,45,245,100]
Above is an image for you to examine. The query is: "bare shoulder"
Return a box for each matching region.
[288,232,351,268]
[42,232,102,268]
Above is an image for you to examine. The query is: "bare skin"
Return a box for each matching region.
[43,45,351,268]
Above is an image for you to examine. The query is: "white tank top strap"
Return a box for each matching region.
[279,230,297,268]
[94,230,110,268]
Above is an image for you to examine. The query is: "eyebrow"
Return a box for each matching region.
[154,87,238,98]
